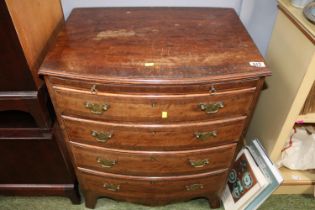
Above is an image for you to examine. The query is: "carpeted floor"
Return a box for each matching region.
[0,195,314,210]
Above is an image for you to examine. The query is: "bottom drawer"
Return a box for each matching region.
[78,168,228,205]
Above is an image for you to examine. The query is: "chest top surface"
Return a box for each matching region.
[39,8,270,85]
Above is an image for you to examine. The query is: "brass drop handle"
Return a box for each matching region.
[90,85,97,94]
[210,85,216,94]
[186,183,204,191]
[91,130,112,142]
[195,131,217,141]
[97,157,116,168]
[85,102,110,115]
[199,102,224,114]
[103,183,120,192]
[189,159,209,168]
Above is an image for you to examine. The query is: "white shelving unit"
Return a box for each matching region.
[297,113,315,123]
[246,0,315,194]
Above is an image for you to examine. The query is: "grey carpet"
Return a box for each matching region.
[0,194,314,210]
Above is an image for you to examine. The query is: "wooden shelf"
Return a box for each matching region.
[278,0,315,43]
[280,167,315,185]
[274,167,315,194]
[0,110,37,128]
[296,113,315,123]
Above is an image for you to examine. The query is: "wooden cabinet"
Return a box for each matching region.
[40,8,270,208]
[0,0,79,203]
[0,120,78,202]
[246,0,315,195]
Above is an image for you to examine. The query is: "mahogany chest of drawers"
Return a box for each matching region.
[39,8,271,209]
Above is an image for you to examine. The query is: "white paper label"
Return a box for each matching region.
[249,61,266,68]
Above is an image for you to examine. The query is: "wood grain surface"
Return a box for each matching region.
[49,76,259,94]
[53,85,255,123]
[71,142,236,176]
[6,0,64,88]
[63,115,246,150]
[78,168,228,208]
[40,8,271,209]
[39,8,270,84]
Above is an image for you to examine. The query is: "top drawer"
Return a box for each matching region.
[52,85,255,123]
[49,77,259,95]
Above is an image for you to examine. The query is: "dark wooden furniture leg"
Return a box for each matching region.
[65,182,81,204]
[208,196,221,209]
[85,191,98,209]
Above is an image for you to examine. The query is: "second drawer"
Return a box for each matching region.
[63,115,246,150]
[70,142,236,176]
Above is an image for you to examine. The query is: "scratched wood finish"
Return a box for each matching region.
[39,8,270,84]
[53,86,255,123]
[63,115,246,150]
[39,8,271,209]
[71,142,236,176]
[78,169,228,208]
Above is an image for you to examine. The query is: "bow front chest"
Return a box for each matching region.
[39,8,271,209]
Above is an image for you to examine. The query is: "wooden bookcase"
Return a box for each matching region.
[246,0,315,194]
[0,0,80,203]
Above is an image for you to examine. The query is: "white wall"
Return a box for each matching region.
[239,0,278,56]
[60,0,277,57]
[61,0,243,19]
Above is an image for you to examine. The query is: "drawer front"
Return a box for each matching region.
[63,115,246,150]
[71,143,236,176]
[78,169,228,205]
[53,86,255,123]
[49,76,258,94]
